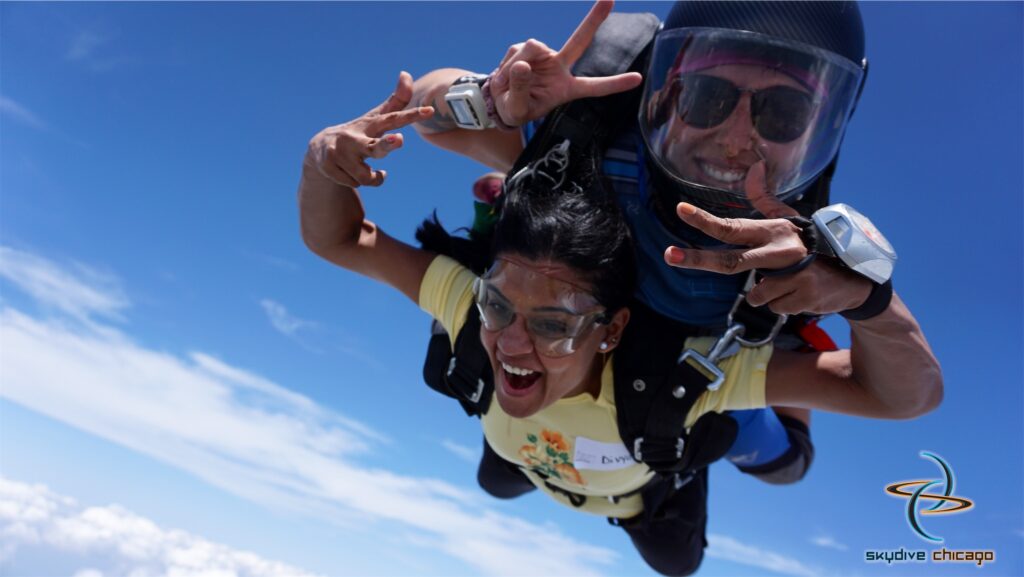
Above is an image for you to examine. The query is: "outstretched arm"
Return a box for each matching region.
[669,202,943,420]
[408,1,642,171]
[409,68,524,172]
[299,72,437,303]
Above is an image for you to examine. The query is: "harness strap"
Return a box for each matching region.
[445,312,493,416]
[613,299,737,478]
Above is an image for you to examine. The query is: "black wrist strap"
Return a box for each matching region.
[840,279,894,321]
[758,216,828,277]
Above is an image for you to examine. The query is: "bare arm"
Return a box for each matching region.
[670,202,943,420]
[407,1,642,172]
[409,68,524,172]
[299,73,438,304]
[766,293,942,419]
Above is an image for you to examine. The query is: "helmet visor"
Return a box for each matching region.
[640,27,864,207]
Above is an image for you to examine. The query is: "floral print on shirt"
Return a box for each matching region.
[518,429,585,487]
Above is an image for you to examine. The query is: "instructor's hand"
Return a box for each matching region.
[487,0,643,127]
[664,200,872,316]
[305,71,434,188]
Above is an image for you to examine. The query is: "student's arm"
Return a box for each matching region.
[407,1,642,172]
[299,73,437,304]
[408,68,524,172]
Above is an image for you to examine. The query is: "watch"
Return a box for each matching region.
[444,75,494,130]
[810,203,897,284]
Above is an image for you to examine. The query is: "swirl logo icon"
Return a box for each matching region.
[885,452,973,542]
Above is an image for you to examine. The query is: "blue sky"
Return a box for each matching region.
[1,2,1021,576]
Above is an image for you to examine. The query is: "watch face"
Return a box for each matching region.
[449,98,476,127]
[825,216,852,245]
[848,207,895,254]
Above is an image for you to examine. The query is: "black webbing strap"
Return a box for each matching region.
[635,359,712,469]
[445,312,493,417]
[612,299,733,476]
[729,299,783,344]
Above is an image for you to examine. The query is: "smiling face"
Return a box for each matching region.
[659,63,818,194]
[477,255,629,419]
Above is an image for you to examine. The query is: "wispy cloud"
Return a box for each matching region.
[0,477,319,577]
[258,298,382,368]
[811,534,849,551]
[0,246,128,322]
[441,439,479,463]
[65,29,128,72]
[0,96,47,131]
[66,30,106,62]
[0,246,824,577]
[260,299,315,338]
[0,247,618,576]
[707,534,819,577]
[243,251,300,272]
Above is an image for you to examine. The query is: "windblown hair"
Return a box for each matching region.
[416,140,636,312]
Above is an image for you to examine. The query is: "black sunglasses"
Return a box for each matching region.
[674,74,816,143]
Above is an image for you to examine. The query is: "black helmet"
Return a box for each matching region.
[640,1,867,219]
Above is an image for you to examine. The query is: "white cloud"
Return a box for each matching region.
[0,246,128,322]
[0,246,821,577]
[65,29,128,72]
[0,477,319,577]
[243,251,299,272]
[259,299,315,338]
[257,298,382,367]
[67,30,106,62]
[811,534,849,551]
[0,247,617,576]
[707,534,819,577]
[0,96,47,130]
[441,439,479,463]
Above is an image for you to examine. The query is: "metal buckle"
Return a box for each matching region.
[674,472,695,490]
[675,349,726,393]
[632,437,685,462]
[467,378,485,404]
[447,358,485,404]
[727,271,788,347]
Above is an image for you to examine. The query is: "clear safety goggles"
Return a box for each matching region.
[472,259,610,358]
[639,27,865,204]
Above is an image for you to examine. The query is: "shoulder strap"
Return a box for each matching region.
[509,12,660,177]
[613,299,738,475]
[442,310,494,417]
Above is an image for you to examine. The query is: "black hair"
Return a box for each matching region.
[416,141,636,313]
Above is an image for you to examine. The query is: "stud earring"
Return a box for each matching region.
[599,342,609,351]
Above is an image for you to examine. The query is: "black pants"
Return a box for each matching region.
[477,439,708,576]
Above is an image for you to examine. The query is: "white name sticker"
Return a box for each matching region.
[573,437,636,471]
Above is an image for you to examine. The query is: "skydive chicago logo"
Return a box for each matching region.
[865,451,995,567]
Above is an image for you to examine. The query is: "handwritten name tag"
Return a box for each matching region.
[573,437,635,471]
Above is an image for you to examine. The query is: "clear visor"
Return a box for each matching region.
[639,27,864,206]
[473,258,608,357]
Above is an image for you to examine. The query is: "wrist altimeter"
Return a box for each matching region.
[809,203,897,284]
[444,75,493,130]
[769,204,897,284]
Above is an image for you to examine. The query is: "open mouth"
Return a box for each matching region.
[699,160,747,185]
[500,361,542,397]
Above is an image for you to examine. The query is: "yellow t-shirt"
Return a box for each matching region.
[418,255,771,518]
